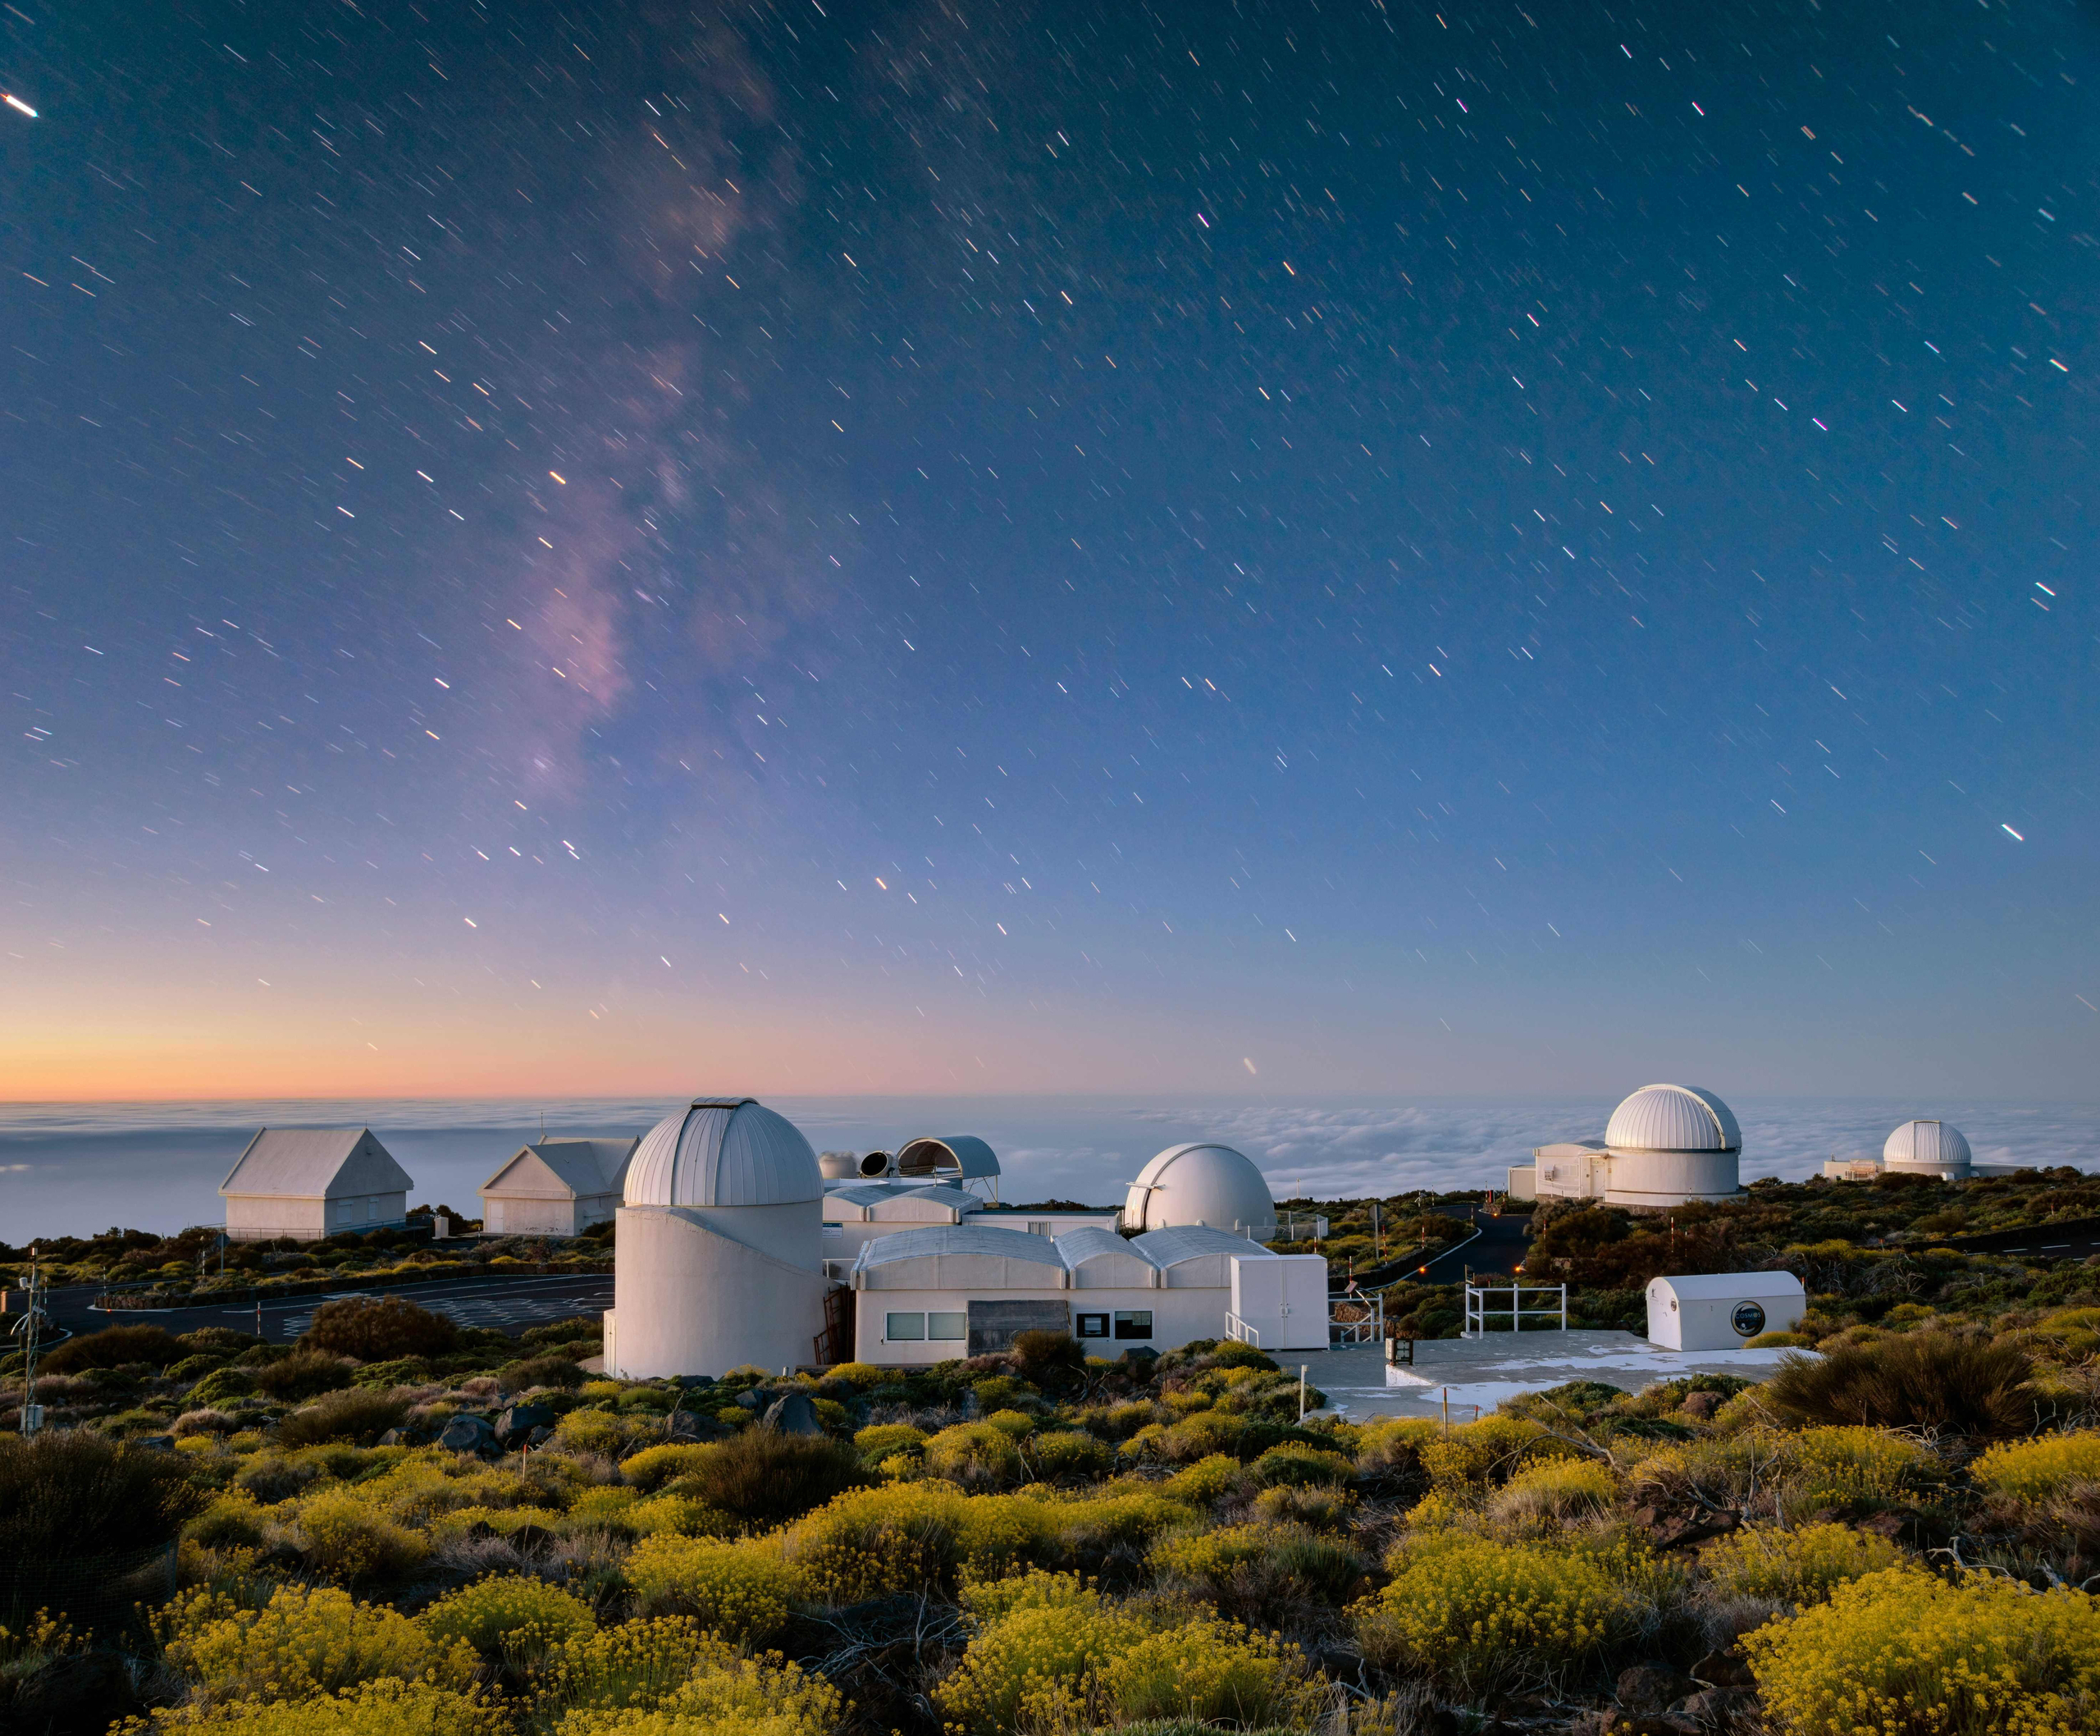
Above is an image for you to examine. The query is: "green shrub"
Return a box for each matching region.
[1783,1427,1941,1514]
[933,1597,1143,1733]
[184,1491,271,1551]
[37,1323,182,1377]
[852,1423,927,1464]
[1250,1443,1353,1488]
[664,1428,870,1526]
[497,1354,584,1391]
[1153,1520,1366,1605]
[924,1421,1025,1489]
[0,1427,205,1563]
[1972,1430,2100,1503]
[1762,1334,2036,1437]
[1165,1454,1245,1505]
[1029,1430,1112,1481]
[277,1388,411,1449]
[1419,1414,1578,1493]
[186,1367,259,1407]
[1746,1566,2100,1734]
[1103,1618,1321,1728]
[254,1351,358,1403]
[622,1535,801,1641]
[984,1408,1037,1440]
[618,1443,719,1492]
[541,1624,840,1735]
[1701,1522,1906,1604]
[301,1295,460,1361]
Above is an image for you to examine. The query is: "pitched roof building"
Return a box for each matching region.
[219,1127,414,1242]
[479,1137,637,1236]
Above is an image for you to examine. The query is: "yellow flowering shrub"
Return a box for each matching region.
[626,1494,737,1538]
[292,1492,430,1584]
[851,1423,926,1462]
[1102,1618,1321,1728]
[555,1410,632,1457]
[932,1599,1144,1733]
[1028,1431,1112,1481]
[1251,1443,1354,1488]
[1357,1535,1638,1671]
[1401,1490,1472,1530]
[1116,1423,1168,1462]
[121,1679,508,1736]
[428,1504,565,1543]
[1419,1415,1579,1494]
[779,1484,1057,1605]
[623,1536,800,1642]
[159,1584,475,1702]
[1150,1521,1278,1583]
[1701,1523,1906,1606]
[1164,1453,1244,1505]
[567,1486,644,1529]
[541,1637,841,1736]
[1487,1457,1617,1524]
[1746,1567,2100,1735]
[1049,1488,1189,1551]
[1783,1428,1941,1513]
[418,1573,596,1667]
[186,1491,272,1551]
[1629,1432,1793,1509]
[1972,1430,2100,1503]
[984,1409,1036,1440]
[532,1618,733,1719]
[956,1568,1097,1624]
[619,1445,719,1492]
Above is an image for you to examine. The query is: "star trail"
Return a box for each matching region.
[0,0,2093,1099]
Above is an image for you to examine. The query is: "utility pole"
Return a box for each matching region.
[11,1259,49,1436]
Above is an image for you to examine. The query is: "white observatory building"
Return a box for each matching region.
[1512,1084,1743,1209]
[605,1098,833,1380]
[1824,1117,1979,1183]
[1123,1142,1278,1237]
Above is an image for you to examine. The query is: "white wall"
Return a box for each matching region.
[1646,1277,1806,1350]
[609,1205,831,1378]
[1228,1254,1330,1353]
[226,1190,407,1241]
[1604,1149,1741,1207]
[853,1281,1237,1365]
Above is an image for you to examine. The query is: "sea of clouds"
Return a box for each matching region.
[2,1094,2092,1238]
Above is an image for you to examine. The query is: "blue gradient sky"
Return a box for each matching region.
[1,1,2094,1100]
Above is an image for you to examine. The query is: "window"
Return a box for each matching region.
[336,1198,354,1218]
[1027,1221,1052,1236]
[885,1313,926,1341]
[1112,1310,1153,1341]
[1075,1313,1110,1340]
[928,1311,968,1341]
[367,1200,380,1222]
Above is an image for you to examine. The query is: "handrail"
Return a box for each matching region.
[1225,1312,1261,1346]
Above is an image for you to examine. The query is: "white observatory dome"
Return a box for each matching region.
[623,1098,821,1208]
[1123,1142,1276,1236]
[1883,1119,1973,1178]
[1605,1085,1742,1154]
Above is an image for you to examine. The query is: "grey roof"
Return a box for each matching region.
[483,1137,636,1198]
[1053,1226,1146,1266]
[1134,1225,1278,1267]
[852,1223,1068,1270]
[221,1128,413,1199]
[625,1099,821,1208]
[1648,1271,1805,1301]
[894,1134,1002,1179]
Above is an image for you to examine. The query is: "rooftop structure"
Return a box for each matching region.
[1121,1142,1277,1236]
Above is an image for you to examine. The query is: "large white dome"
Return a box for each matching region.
[1884,1119,1972,1174]
[1123,1142,1276,1236]
[623,1098,821,1208]
[1605,1085,1742,1154]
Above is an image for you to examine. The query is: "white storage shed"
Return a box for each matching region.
[1228,1252,1331,1353]
[220,1127,414,1242]
[1646,1271,1806,1350]
[480,1137,637,1236]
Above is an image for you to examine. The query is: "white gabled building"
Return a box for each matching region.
[220,1127,414,1242]
[480,1137,637,1236]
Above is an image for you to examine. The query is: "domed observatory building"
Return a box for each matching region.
[605,1098,833,1379]
[1521,1085,1744,1209]
[1122,1143,1278,1238]
[1881,1119,1974,1181]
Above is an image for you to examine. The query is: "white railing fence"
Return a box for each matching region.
[1463,1281,1568,1337]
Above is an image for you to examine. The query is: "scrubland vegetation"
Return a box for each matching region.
[7,1168,2100,1734]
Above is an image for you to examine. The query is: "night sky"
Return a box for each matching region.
[2,0,2094,1102]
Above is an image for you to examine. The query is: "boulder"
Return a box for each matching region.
[1691,1649,1755,1688]
[1121,1345,1160,1365]
[733,1389,762,1410]
[1614,1663,1701,1719]
[1680,1390,1721,1420]
[495,1402,557,1448]
[761,1391,824,1436]
[508,1522,555,1554]
[665,1409,731,1443]
[438,1414,497,1455]
[135,1435,177,1451]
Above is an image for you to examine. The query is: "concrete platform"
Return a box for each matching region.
[1305,1330,1804,1422]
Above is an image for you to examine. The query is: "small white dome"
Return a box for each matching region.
[1124,1142,1276,1236]
[1605,1085,1742,1153]
[624,1099,820,1208]
[1884,1119,1973,1172]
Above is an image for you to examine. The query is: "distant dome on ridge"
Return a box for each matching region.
[1605,1085,1742,1154]
[1883,1119,1973,1176]
[1123,1143,1276,1236]
[623,1099,821,1209]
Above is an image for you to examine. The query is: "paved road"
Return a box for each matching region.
[41,1272,611,1345]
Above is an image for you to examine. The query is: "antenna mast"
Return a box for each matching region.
[11,1258,49,1436]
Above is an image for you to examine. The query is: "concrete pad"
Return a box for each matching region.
[1307,1330,1804,1421]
